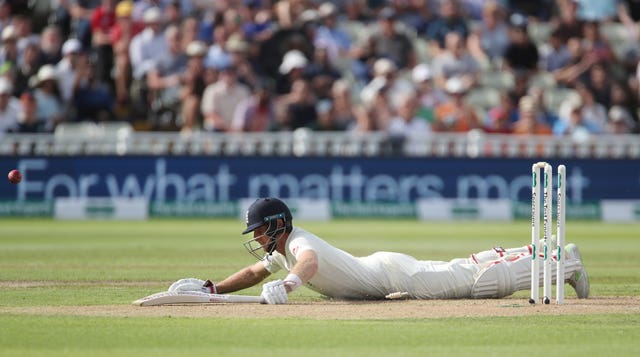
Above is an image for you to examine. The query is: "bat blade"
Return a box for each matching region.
[133,291,264,306]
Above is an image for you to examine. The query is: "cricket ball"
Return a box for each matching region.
[8,169,22,184]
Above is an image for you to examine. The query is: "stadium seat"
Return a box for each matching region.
[414,38,431,63]
[339,20,369,44]
[479,70,515,90]
[527,21,552,46]
[99,122,134,139]
[600,22,632,44]
[54,122,99,140]
[544,88,580,114]
[528,72,557,89]
[464,87,501,110]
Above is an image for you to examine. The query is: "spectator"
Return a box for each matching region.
[276,49,308,95]
[387,90,431,138]
[484,107,513,133]
[231,79,277,132]
[39,25,63,66]
[391,0,433,35]
[433,76,482,132]
[617,0,640,36]
[180,15,201,53]
[467,1,510,66]
[305,43,342,100]
[179,41,208,133]
[609,81,639,123]
[431,31,479,90]
[205,21,231,69]
[12,40,40,97]
[512,95,552,135]
[426,0,469,50]
[0,25,18,69]
[606,105,636,134]
[62,1,101,48]
[552,97,598,138]
[313,99,335,131]
[554,0,584,44]
[460,0,502,21]
[314,2,351,66]
[574,82,607,133]
[356,74,395,132]
[527,86,559,126]
[502,14,538,74]
[411,63,447,124]
[49,0,73,39]
[146,25,187,130]
[585,63,612,107]
[129,7,166,82]
[0,0,11,35]
[0,0,636,138]
[487,90,519,126]
[273,0,308,29]
[110,0,142,113]
[540,28,571,72]
[129,7,166,117]
[16,91,46,132]
[323,78,357,131]
[33,64,65,131]
[132,0,163,23]
[277,79,317,130]
[13,14,38,56]
[225,33,257,89]
[72,53,114,122]
[201,59,251,132]
[510,71,531,101]
[258,5,315,80]
[56,38,83,105]
[90,0,117,86]
[349,33,378,85]
[581,20,616,64]
[0,77,19,134]
[243,6,275,44]
[371,7,416,70]
[553,37,595,87]
[361,58,413,110]
[163,0,182,27]
[220,8,245,43]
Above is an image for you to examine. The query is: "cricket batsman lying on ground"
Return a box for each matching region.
[169,197,589,304]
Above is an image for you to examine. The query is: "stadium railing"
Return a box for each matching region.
[1,126,638,159]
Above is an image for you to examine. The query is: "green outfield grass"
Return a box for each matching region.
[1,219,639,356]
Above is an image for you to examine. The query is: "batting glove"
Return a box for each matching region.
[168,278,217,293]
[261,279,288,304]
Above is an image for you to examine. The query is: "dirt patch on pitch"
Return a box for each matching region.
[1,296,638,319]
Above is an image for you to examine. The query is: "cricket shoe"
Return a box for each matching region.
[566,243,589,299]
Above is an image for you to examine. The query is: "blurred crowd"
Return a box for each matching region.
[0,0,639,139]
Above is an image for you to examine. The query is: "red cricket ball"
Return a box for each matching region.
[8,169,22,184]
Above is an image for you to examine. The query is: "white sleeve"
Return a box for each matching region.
[287,236,316,259]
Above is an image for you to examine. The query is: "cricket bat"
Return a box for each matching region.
[133,290,265,306]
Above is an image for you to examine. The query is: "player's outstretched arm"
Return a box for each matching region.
[285,250,318,292]
[168,261,270,295]
[216,261,271,294]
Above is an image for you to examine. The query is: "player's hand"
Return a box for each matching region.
[168,278,216,293]
[261,279,288,304]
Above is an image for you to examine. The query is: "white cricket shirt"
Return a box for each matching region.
[262,227,479,299]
